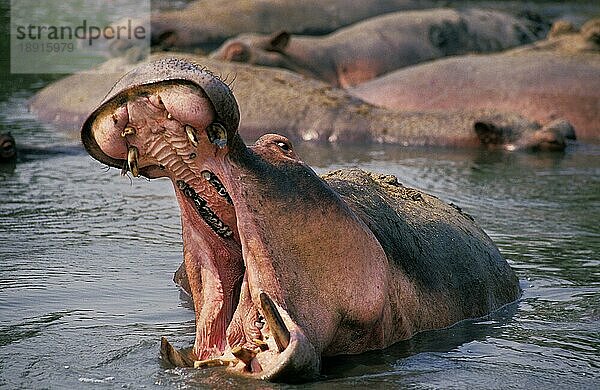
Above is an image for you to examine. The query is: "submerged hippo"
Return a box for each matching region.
[0,133,17,163]
[349,18,600,141]
[211,8,544,87]
[81,58,521,382]
[31,54,571,150]
[151,0,436,50]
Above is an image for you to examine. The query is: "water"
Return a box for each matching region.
[1,2,599,389]
[1,102,598,389]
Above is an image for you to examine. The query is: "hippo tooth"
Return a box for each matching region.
[160,337,195,368]
[252,338,269,351]
[167,112,173,120]
[185,125,199,147]
[193,357,237,369]
[207,122,227,149]
[127,146,139,177]
[231,345,259,366]
[121,126,136,137]
[259,292,290,352]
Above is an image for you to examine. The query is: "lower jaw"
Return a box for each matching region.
[193,295,319,381]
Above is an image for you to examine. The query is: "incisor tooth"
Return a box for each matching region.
[231,346,258,366]
[252,338,269,351]
[193,357,237,369]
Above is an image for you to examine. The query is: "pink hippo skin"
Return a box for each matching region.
[150,0,437,50]
[80,58,521,382]
[349,19,600,141]
[210,8,545,87]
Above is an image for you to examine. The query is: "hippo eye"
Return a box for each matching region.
[276,141,291,152]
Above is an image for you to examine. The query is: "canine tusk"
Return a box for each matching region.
[185,125,198,147]
[127,146,139,177]
[259,292,290,352]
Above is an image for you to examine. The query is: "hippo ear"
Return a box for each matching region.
[224,42,251,62]
[474,121,505,145]
[266,31,291,52]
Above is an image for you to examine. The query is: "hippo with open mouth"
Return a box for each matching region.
[81,58,521,382]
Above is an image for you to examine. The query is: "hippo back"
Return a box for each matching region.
[322,168,520,320]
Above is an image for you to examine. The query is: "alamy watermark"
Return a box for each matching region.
[10,0,150,74]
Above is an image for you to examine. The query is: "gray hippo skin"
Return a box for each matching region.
[151,0,437,50]
[81,58,521,382]
[211,8,545,87]
[31,55,570,150]
[349,18,600,141]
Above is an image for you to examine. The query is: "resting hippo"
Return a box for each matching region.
[349,18,600,141]
[81,58,520,382]
[30,55,571,150]
[0,133,17,163]
[151,0,436,50]
[210,8,544,87]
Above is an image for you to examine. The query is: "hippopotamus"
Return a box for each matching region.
[80,58,520,382]
[151,0,437,51]
[0,132,83,165]
[30,54,572,151]
[0,133,17,163]
[210,8,545,87]
[348,18,600,141]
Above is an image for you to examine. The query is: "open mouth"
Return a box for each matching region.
[80,62,317,381]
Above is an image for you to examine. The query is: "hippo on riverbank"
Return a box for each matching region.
[349,18,600,141]
[30,55,572,151]
[80,58,521,382]
[210,8,545,87]
[151,0,437,51]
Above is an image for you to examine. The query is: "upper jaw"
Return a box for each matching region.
[81,58,240,173]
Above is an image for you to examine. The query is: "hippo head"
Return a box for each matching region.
[474,115,575,152]
[210,31,304,73]
[81,58,388,382]
[0,133,17,163]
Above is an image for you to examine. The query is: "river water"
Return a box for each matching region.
[1,2,599,390]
